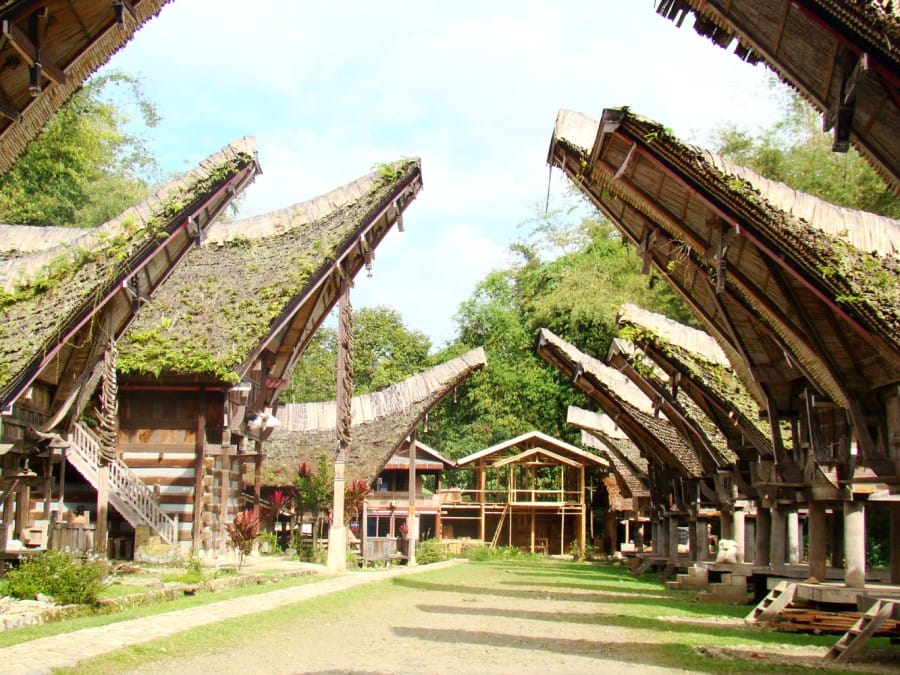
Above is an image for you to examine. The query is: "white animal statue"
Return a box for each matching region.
[715,538,738,564]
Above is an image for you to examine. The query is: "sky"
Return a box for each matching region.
[103,1,783,349]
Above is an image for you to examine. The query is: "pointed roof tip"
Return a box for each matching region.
[0,136,261,292]
[617,303,731,368]
[205,157,421,244]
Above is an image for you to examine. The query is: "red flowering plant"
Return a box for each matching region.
[344,479,372,525]
[225,509,259,569]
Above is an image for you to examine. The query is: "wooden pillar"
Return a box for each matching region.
[57,449,67,516]
[890,503,900,584]
[327,283,353,574]
[477,461,485,543]
[1,484,16,548]
[407,432,417,567]
[843,499,866,588]
[755,506,771,566]
[579,464,586,551]
[667,517,679,562]
[530,509,535,553]
[720,508,733,540]
[253,441,263,523]
[42,457,52,519]
[693,520,709,561]
[192,395,207,550]
[560,504,565,555]
[808,501,827,581]
[95,465,108,556]
[218,442,232,552]
[361,499,368,566]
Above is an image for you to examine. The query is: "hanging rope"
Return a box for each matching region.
[95,335,119,465]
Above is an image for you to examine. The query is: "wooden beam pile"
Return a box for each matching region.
[773,607,900,635]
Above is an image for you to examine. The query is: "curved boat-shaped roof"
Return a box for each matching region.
[0,0,172,176]
[262,347,486,486]
[0,137,259,414]
[536,328,702,479]
[550,107,898,472]
[655,0,900,190]
[117,159,423,401]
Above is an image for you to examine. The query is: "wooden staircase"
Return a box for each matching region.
[66,421,178,545]
[746,581,797,623]
[826,599,898,662]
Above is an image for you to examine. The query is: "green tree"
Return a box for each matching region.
[0,71,162,227]
[280,305,431,403]
[710,88,899,217]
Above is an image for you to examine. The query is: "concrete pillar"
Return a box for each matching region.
[891,503,900,584]
[770,506,786,567]
[787,511,801,565]
[755,507,771,567]
[808,501,827,581]
[843,500,866,589]
[732,509,746,564]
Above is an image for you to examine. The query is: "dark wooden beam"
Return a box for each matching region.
[1,18,66,87]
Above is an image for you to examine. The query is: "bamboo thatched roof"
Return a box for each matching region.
[0,1,171,176]
[549,107,898,472]
[568,405,649,477]
[0,137,259,414]
[536,328,702,478]
[261,346,486,487]
[607,337,737,469]
[456,428,608,468]
[0,225,88,261]
[117,160,423,395]
[655,0,900,190]
[617,303,773,461]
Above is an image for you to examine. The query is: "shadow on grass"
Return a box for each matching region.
[389,626,837,673]
[498,578,675,597]
[392,577,745,615]
[411,603,835,647]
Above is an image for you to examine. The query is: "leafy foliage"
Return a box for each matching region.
[422,205,692,463]
[225,509,260,569]
[344,479,372,525]
[4,550,108,605]
[0,71,163,227]
[280,306,431,403]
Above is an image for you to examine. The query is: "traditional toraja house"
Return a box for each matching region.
[0,0,172,176]
[260,347,486,560]
[655,0,900,191]
[536,329,718,563]
[449,430,608,555]
[548,107,900,588]
[0,137,259,553]
[568,406,651,555]
[107,159,424,556]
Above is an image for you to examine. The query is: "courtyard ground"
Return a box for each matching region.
[4,556,899,674]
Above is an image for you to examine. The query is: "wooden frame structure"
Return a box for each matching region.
[451,430,607,555]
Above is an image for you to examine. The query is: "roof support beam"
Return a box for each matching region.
[2,14,66,91]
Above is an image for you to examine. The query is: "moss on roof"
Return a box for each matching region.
[117,159,420,382]
[0,140,257,392]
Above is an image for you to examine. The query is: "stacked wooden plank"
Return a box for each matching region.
[773,606,900,635]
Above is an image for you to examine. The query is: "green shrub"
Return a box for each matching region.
[5,550,109,605]
[293,538,326,564]
[463,545,533,561]
[415,539,447,565]
[257,532,281,555]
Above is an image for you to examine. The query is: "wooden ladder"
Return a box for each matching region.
[746,580,797,623]
[490,503,510,549]
[826,599,897,662]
